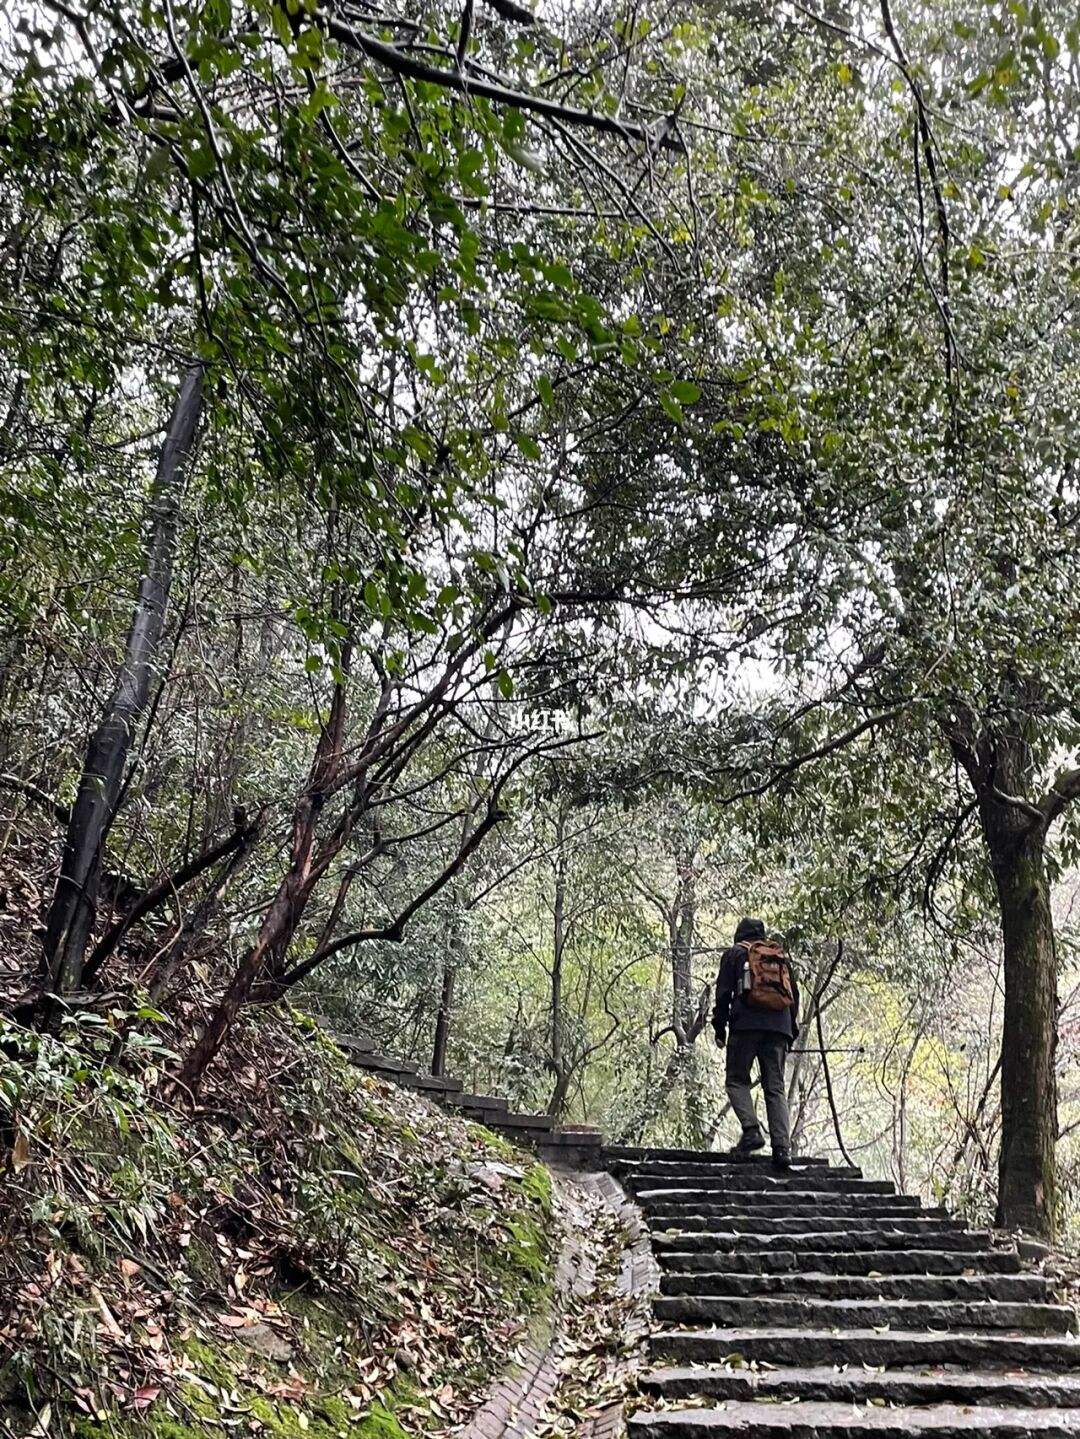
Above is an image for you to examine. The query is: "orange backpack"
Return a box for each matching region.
[739,939,795,1012]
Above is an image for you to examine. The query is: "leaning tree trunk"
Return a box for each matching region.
[177,678,348,1091]
[981,813,1059,1239]
[616,848,705,1144]
[43,364,204,996]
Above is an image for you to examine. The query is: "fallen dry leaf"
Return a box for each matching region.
[11,1129,30,1173]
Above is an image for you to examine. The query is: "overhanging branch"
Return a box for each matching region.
[322,11,681,152]
[721,706,906,803]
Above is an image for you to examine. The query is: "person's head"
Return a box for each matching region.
[733,916,766,944]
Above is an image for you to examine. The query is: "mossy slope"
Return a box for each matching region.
[0,1008,557,1438]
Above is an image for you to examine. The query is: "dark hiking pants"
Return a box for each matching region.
[725,1030,791,1150]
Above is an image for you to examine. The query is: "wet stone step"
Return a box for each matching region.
[658,1270,1053,1302]
[618,1159,863,1179]
[454,1093,510,1111]
[628,1401,1080,1438]
[619,1143,1074,1439]
[652,1294,1076,1334]
[647,1213,965,1236]
[651,1227,993,1255]
[489,1112,555,1131]
[623,1169,892,1193]
[345,1050,420,1075]
[554,1129,603,1146]
[405,1073,463,1092]
[658,1248,1022,1276]
[650,1326,1080,1372]
[640,1363,1080,1409]
[331,1031,376,1055]
[636,1191,928,1216]
[603,1146,832,1167]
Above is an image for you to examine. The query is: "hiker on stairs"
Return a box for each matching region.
[712,917,799,1169]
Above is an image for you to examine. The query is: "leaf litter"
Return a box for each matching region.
[1,1007,562,1437]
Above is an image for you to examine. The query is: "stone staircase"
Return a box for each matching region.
[333,1030,603,1160]
[604,1146,1080,1438]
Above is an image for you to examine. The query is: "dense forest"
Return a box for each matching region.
[2,0,1080,1289]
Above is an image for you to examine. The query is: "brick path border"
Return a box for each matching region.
[458,1166,656,1439]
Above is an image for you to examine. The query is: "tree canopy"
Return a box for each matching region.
[2,0,1080,1238]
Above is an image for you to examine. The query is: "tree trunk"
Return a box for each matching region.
[671,846,701,1138]
[548,1065,573,1118]
[616,846,704,1144]
[547,832,568,1116]
[944,715,1062,1240]
[981,815,1058,1238]
[176,678,348,1091]
[43,364,204,995]
[670,850,696,1038]
[683,1047,709,1147]
[430,763,486,1076]
[431,943,456,1077]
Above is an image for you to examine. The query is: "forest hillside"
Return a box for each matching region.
[3,2,1080,1426]
[0,1007,583,1437]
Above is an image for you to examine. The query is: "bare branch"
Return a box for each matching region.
[1041,765,1080,828]
[0,773,70,825]
[82,809,265,984]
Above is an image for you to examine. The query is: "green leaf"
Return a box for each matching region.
[503,141,545,175]
[660,393,684,425]
[187,146,216,179]
[146,147,172,183]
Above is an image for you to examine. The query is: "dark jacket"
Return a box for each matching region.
[713,917,800,1044]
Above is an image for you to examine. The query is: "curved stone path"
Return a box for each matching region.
[333,1033,1080,1438]
[601,1147,1080,1439]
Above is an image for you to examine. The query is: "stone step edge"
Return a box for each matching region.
[657,1251,1023,1277]
[344,1048,420,1075]
[636,1192,927,1207]
[639,1363,1080,1403]
[627,1402,1080,1433]
[453,1093,511,1111]
[647,1220,966,1231]
[651,1296,1076,1332]
[602,1146,832,1167]
[626,1177,890,1192]
[652,1229,996,1247]
[650,1324,1078,1346]
[626,1176,879,1190]
[330,1027,609,1152]
[658,1272,1051,1295]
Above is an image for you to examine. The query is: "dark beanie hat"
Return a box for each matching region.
[733,916,766,943]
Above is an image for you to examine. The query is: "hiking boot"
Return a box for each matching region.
[771,1146,792,1171]
[723,1127,765,1159]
